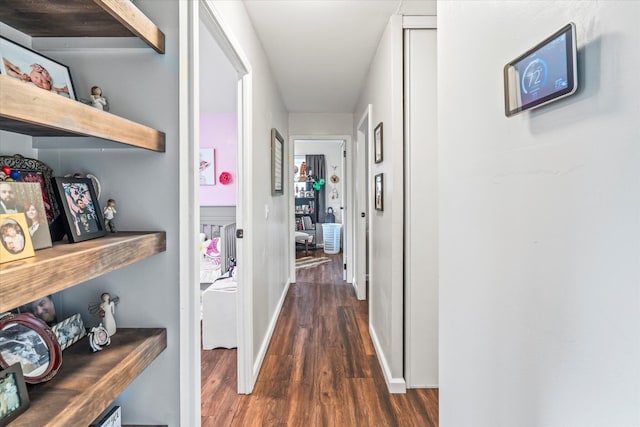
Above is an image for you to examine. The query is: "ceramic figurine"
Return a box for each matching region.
[90,86,109,111]
[103,198,117,232]
[88,323,110,352]
[100,292,116,336]
[88,293,119,337]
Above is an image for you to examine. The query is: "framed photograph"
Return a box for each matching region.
[0,35,76,99]
[0,363,30,425]
[0,313,62,384]
[0,181,52,250]
[374,122,383,164]
[19,295,58,327]
[90,405,121,427]
[199,148,216,186]
[271,128,284,196]
[0,36,77,100]
[53,177,106,243]
[0,154,59,225]
[51,313,86,351]
[374,173,384,211]
[0,214,35,265]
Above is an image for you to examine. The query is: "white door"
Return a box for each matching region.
[354,105,371,300]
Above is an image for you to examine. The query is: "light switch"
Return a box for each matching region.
[264,204,269,219]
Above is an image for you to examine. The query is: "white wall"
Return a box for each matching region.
[404,27,438,388]
[289,113,353,136]
[353,15,405,392]
[211,0,289,385]
[439,2,640,426]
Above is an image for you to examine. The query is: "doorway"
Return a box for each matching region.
[182,2,253,424]
[292,139,346,277]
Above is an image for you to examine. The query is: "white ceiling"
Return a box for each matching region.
[243,0,436,114]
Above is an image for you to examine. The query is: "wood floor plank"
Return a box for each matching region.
[201,250,439,426]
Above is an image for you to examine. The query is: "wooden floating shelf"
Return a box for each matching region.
[0,76,165,152]
[0,0,165,53]
[11,328,167,427]
[0,231,166,313]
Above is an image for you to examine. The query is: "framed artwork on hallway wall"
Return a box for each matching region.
[199,148,216,186]
[374,122,383,163]
[271,128,284,195]
[374,173,383,211]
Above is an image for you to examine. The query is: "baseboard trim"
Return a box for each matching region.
[251,280,290,383]
[369,324,406,393]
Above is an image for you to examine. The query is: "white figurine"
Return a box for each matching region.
[90,86,109,111]
[103,198,117,232]
[100,292,116,336]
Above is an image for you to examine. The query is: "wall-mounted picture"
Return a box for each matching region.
[374,122,383,164]
[0,313,62,384]
[0,214,35,264]
[271,128,284,195]
[0,154,58,225]
[53,177,106,243]
[375,173,384,211]
[0,363,30,425]
[199,148,216,186]
[0,36,76,99]
[51,313,86,351]
[0,181,52,250]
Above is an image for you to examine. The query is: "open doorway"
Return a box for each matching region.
[198,5,239,416]
[293,140,345,274]
[193,3,254,425]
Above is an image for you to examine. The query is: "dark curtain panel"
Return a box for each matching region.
[306,154,326,223]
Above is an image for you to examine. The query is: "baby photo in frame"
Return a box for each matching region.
[0,213,35,264]
[0,35,76,99]
[53,177,106,243]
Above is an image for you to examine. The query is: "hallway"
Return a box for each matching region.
[201,251,438,426]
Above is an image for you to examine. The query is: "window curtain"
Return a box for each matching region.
[306,154,326,223]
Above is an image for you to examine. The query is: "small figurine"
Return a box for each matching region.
[103,198,117,233]
[100,292,116,336]
[88,323,110,352]
[90,86,109,111]
[88,293,119,337]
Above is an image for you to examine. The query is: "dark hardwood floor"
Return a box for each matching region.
[201,249,438,426]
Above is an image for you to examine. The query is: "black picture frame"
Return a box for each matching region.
[0,35,76,100]
[271,128,284,196]
[0,154,59,225]
[0,313,62,384]
[375,173,383,211]
[52,177,106,243]
[0,363,30,425]
[374,122,383,164]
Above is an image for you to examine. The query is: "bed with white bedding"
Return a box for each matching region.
[200,207,238,349]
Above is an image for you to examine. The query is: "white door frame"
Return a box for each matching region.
[289,135,352,283]
[199,0,254,395]
[181,3,254,424]
[354,105,372,300]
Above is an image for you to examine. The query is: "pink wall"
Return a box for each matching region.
[200,112,237,206]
